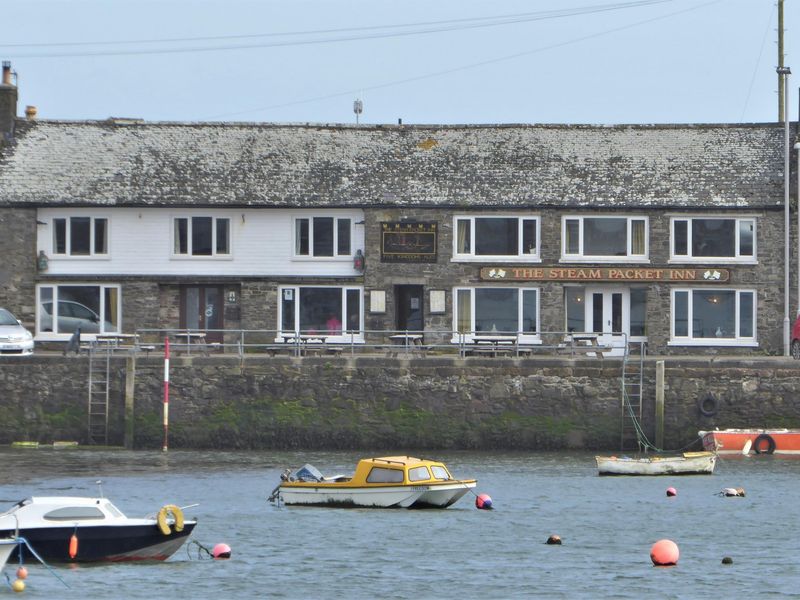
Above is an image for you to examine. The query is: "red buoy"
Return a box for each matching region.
[15,566,27,580]
[650,539,679,566]
[69,533,78,559]
[475,493,493,510]
[666,487,677,497]
[212,543,232,559]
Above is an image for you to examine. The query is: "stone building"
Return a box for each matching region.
[0,62,794,356]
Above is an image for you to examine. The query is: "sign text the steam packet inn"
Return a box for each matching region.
[480,266,730,283]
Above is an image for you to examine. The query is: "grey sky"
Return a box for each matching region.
[3,0,797,125]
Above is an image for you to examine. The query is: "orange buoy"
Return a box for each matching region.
[650,539,679,566]
[69,533,79,559]
[16,565,28,580]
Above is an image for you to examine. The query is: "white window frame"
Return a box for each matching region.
[561,215,649,263]
[452,215,541,262]
[669,287,757,347]
[171,216,232,259]
[292,216,353,260]
[276,285,364,343]
[35,283,122,340]
[51,216,110,258]
[669,216,757,263]
[451,286,541,343]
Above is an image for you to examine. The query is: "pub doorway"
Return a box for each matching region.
[395,285,424,333]
[180,285,224,342]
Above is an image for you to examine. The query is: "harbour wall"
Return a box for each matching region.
[0,355,798,450]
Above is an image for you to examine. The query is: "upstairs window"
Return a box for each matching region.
[173,217,230,256]
[53,217,108,256]
[454,216,539,260]
[671,217,755,261]
[295,217,352,257]
[562,216,647,261]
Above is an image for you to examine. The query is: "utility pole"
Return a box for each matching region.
[779,0,785,121]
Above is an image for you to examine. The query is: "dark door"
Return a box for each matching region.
[395,285,424,332]
[180,286,224,342]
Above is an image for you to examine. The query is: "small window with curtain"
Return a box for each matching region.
[453,215,540,261]
[561,216,648,261]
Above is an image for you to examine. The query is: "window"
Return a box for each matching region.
[430,466,451,480]
[294,217,352,257]
[53,217,108,256]
[671,217,755,261]
[454,216,539,260]
[173,217,230,256]
[366,467,404,483]
[279,286,362,339]
[408,466,431,482]
[44,507,105,520]
[562,216,647,261]
[671,289,756,345]
[37,284,120,335]
[454,287,539,340]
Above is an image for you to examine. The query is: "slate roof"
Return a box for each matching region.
[0,120,787,209]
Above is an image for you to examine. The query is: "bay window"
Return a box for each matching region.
[294,217,352,258]
[173,216,230,256]
[454,287,539,340]
[279,286,362,339]
[562,216,647,261]
[671,288,756,345]
[671,217,755,261]
[53,216,108,256]
[454,216,539,260]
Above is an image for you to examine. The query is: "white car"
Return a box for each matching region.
[0,308,34,356]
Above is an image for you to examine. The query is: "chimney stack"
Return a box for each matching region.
[0,61,19,141]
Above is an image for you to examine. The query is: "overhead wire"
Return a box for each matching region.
[739,1,778,121]
[0,0,675,55]
[205,0,722,120]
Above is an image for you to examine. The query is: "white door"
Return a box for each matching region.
[585,287,629,354]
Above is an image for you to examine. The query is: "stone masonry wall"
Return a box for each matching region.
[0,355,797,451]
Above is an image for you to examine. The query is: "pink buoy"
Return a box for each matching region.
[650,539,679,566]
[666,487,677,497]
[212,543,232,559]
[475,493,493,510]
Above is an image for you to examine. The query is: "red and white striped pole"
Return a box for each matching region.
[162,337,170,452]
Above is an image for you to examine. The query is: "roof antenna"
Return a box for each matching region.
[353,98,363,125]
[95,480,104,498]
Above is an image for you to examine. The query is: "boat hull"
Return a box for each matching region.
[595,452,716,476]
[0,539,18,570]
[279,481,476,508]
[699,429,800,455]
[0,523,196,563]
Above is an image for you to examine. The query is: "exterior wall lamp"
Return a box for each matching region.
[37,250,48,272]
[354,249,365,273]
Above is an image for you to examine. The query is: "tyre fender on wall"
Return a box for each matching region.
[698,394,718,417]
[752,433,776,454]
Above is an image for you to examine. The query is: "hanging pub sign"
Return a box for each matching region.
[479,266,731,283]
[381,221,438,263]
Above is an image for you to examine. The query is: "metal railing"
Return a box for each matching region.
[130,327,634,359]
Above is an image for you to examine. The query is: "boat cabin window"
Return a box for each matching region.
[430,466,451,480]
[44,507,105,520]
[366,467,404,483]
[408,466,431,482]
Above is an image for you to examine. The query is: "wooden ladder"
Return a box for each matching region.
[87,343,111,445]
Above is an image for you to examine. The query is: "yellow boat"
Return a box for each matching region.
[268,456,477,508]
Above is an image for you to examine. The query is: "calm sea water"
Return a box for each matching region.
[0,448,797,599]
